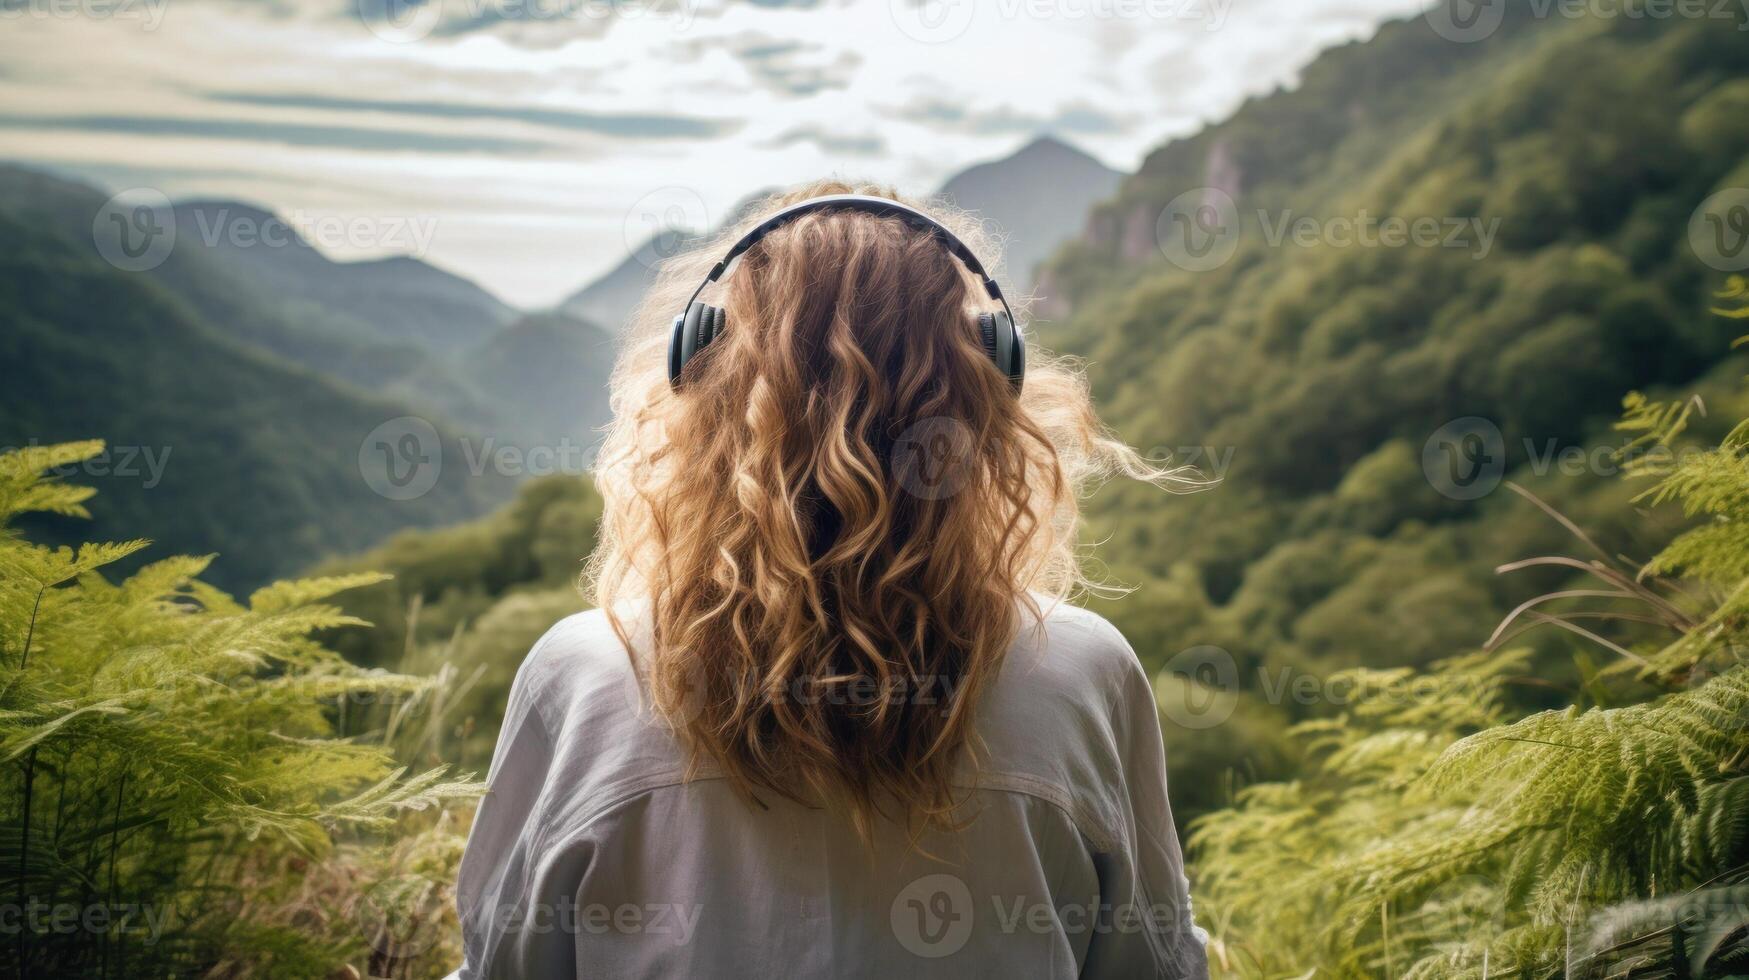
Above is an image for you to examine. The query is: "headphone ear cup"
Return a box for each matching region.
[980,311,1025,392]
[668,302,727,387]
[702,304,724,349]
[977,312,998,359]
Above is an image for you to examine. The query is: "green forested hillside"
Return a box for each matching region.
[0,166,628,591]
[0,165,616,441]
[432,312,617,450]
[0,167,442,393]
[0,192,514,591]
[1027,5,1749,817]
[172,200,517,354]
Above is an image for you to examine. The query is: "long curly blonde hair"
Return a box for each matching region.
[587,179,1196,839]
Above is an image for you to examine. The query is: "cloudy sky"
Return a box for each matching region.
[0,0,1431,307]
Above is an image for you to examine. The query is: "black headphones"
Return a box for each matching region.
[668,194,1024,392]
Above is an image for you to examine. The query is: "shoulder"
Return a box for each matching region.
[971,600,1160,833]
[1001,597,1154,712]
[505,607,644,732]
[514,607,623,683]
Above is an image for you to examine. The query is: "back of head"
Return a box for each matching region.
[589,179,1195,839]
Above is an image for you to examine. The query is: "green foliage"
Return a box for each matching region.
[318,473,599,767]
[0,443,480,977]
[1042,1,1749,826]
[1031,8,1749,968]
[1189,369,1749,976]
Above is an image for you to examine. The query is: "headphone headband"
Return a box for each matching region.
[680,194,1014,324]
[669,193,1024,391]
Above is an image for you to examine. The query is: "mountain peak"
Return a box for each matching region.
[1013,134,1102,164]
[935,134,1124,290]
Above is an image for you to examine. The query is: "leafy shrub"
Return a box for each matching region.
[1190,329,1749,976]
[0,441,479,978]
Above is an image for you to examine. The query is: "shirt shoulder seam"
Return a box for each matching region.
[541,768,1122,857]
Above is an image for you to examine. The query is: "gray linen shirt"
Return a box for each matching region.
[453,600,1209,979]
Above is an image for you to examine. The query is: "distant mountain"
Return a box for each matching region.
[160,200,617,451]
[174,200,517,354]
[557,189,776,332]
[557,228,691,331]
[0,167,515,591]
[414,311,618,451]
[935,135,1122,298]
[1,169,614,468]
[0,169,438,392]
[556,142,1118,333]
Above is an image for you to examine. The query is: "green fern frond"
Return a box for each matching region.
[248,572,394,615]
[321,765,483,830]
[0,441,483,974]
